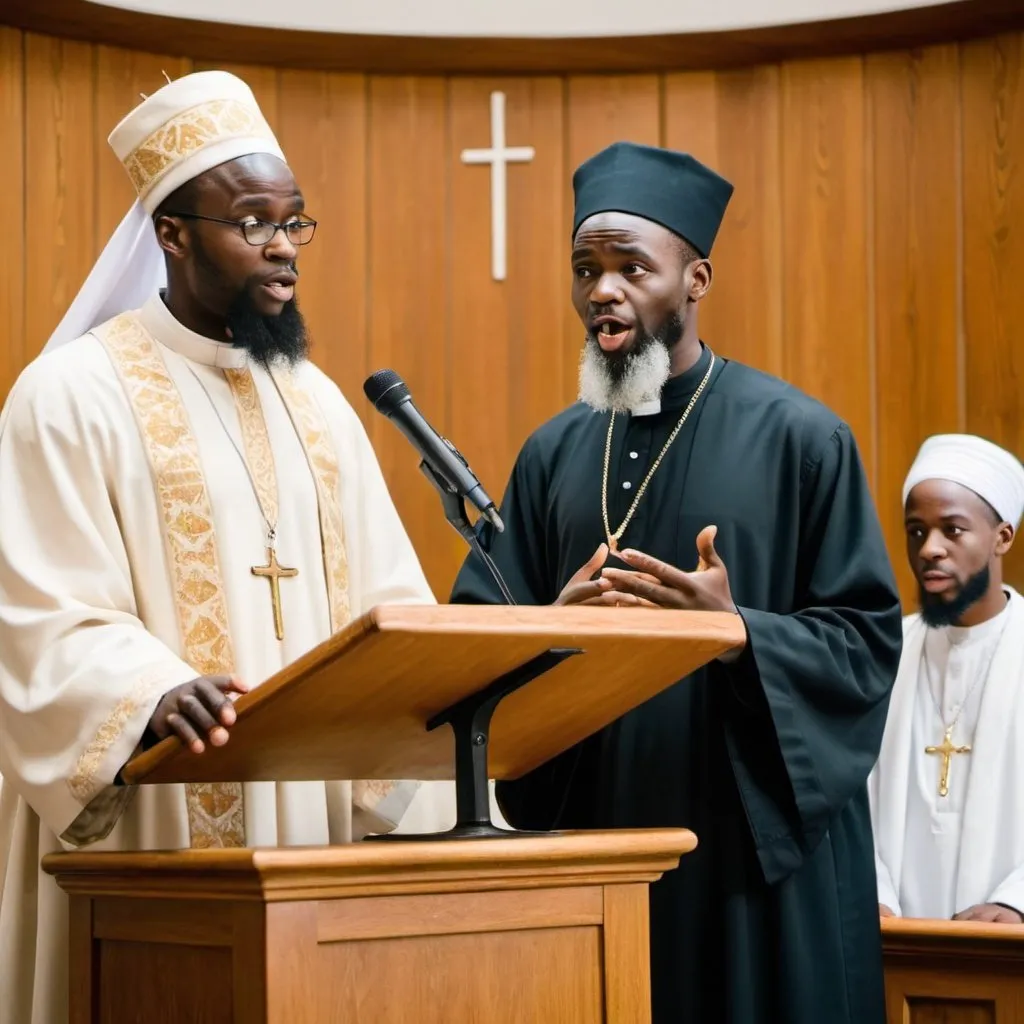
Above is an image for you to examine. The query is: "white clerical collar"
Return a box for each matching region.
[630,397,662,417]
[138,293,249,370]
[943,590,1012,647]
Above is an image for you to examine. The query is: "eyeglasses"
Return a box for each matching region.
[162,212,318,246]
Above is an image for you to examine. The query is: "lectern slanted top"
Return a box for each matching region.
[122,604,745,788]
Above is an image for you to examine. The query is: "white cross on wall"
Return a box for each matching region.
[460,91,535,282]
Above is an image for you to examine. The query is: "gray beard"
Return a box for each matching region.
[577,334,672,414]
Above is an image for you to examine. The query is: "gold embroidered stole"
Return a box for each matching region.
[94,312,400,845]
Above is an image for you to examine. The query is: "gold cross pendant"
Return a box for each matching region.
[925,726,972,798]
[252,548,299,641]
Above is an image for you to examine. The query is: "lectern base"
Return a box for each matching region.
[376,646,583,841]
[44,829,697,1024]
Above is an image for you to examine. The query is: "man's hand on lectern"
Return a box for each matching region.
[147,675,249,754]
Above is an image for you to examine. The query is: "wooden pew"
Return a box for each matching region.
[883,917,1024,1022]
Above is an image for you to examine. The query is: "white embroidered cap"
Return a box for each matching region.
[43,71,286,355]
[108,70,286,215]
[902,433,1024,529]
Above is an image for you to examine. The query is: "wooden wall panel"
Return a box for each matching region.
[23,35,96,354]
[962,30,1024,589]
[366,77,451,596]
[276,71,368,408]
[2,29,1024,600]
[447,77,566,583]
[781,57,874,486]
[664,67,783,377]
[0,27,24,401]
[869,45,961,607]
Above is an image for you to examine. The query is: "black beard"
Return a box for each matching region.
[224,289,309,371]
[918,564,992,627]
[190,235,309,370]
[598,311,684,384]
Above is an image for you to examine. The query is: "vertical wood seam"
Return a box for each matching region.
[778,63,788,384]
[364,76,375,444]
[657,71,667,147]
[443,74,454,442]
[954,41,967,433]
[864,54,879,495]
[361,72,371,412]
[18,28,26,375]
[91,41,99,262]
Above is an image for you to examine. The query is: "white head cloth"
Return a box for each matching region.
[43,70,286,354]
[902,433,1024,529]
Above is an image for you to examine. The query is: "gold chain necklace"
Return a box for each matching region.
[601,352,715,554]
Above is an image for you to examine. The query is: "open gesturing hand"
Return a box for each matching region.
[600,526,738,614]
[553,543,658,608]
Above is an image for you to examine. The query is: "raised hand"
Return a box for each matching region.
[554,543,657,608]
[600,525,738,614]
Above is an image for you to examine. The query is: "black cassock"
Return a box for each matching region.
[449,343,903,1024]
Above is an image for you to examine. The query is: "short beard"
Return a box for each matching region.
[918,564,992,628]
[577,313,683,414]
[191,236,309,371]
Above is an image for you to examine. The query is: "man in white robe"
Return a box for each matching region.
[869,433,1024,924]
[0,70,467,1024]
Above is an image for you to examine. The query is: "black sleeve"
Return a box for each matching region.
[720,423,903,884]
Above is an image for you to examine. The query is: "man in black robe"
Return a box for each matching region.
[449,141,903,1023]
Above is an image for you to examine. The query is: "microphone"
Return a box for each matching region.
[363,369,504,533]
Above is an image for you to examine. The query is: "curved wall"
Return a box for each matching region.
[89,0,962,37]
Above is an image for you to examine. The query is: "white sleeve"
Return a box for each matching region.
[874,851,902,916]
[0,356,196,846]
[987,864,1024,916]
[868,763,901,915]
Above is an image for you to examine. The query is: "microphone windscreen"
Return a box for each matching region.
[363,369,410,412]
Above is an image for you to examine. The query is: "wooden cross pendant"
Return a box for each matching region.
[925,726,971,798]
[251,548,299,641]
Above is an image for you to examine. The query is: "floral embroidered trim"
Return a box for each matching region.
[92,313,245,848]
[123,99,277,203]
[224,368,279,525]
[68,672,175,805]
[272,370,351,633]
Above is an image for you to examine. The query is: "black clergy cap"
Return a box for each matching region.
[571,141,734,258]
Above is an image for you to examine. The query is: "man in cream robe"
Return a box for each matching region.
[0,70,468,1024]
[869,434,1024,923]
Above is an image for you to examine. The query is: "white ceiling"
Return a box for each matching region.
[85,0,959,38]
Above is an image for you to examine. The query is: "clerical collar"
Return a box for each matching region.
[944,590,1012,647]
[138,293,249,370]
[632,343,715,417]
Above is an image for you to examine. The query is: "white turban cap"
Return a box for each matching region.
[902,433,1024,530]
[43,71,286,355]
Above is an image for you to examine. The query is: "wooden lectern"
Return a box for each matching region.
[43,605,745,1023]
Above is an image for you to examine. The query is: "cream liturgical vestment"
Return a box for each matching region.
[0,295,455,1023]
[869,587,1024,919]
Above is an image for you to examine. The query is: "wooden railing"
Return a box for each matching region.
[883,917,1024,1022]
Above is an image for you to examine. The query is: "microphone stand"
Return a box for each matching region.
[417,460,517,606]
